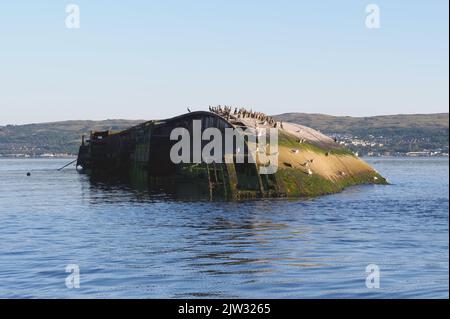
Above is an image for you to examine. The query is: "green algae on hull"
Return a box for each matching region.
[275,166,387,198]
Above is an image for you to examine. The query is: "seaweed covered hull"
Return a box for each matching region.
[76,111,387,200]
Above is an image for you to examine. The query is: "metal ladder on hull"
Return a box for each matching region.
[206,162,228,200]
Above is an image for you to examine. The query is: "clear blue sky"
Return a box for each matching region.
[0,1,448,124]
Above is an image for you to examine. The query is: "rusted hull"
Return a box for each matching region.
[76,112,277,200]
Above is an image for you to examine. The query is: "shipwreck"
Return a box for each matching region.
[76,107,387,200]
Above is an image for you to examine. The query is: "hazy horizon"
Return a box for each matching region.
[1,1,448,125]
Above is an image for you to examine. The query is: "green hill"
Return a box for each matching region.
[274,113,449,155]
[0,113,448,156]
[0,120,143,156]
[274,113,449,133]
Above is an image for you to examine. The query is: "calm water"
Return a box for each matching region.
[0,157,448,298]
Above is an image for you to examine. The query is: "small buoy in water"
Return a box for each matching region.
[26,172,31,176]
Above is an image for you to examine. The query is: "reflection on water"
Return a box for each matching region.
[0,158,448,298]
[84,174,211,203]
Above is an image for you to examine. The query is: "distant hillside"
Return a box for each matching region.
[0,120,144,156]
[274,113,449,155]
[0,113,448,156]
[274,113,449,134]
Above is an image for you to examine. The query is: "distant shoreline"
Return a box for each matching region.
[1,112,448,157]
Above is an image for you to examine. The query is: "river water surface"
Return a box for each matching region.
[0,157,448,298]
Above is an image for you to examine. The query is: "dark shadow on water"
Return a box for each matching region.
[82,172,214,203]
